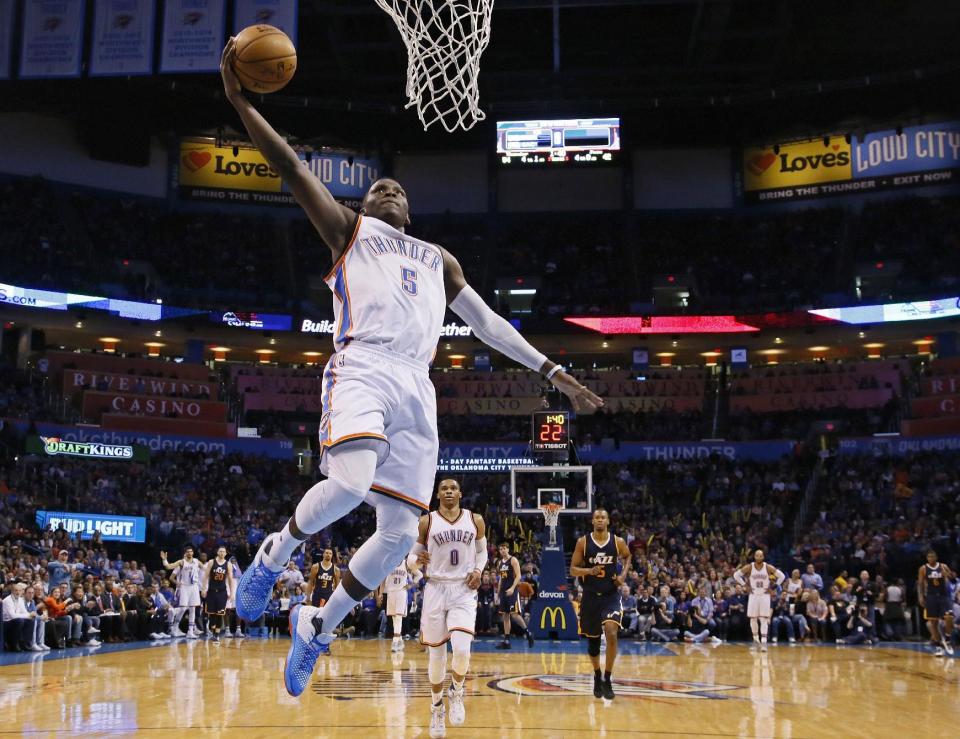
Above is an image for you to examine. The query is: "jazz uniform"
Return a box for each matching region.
[497,556,521,615]
[923,562,951,620]
[384,564,410,617]
[318,215,447,514]
[747,563,774,619]
[421,510,479,646]
[176,560,202,608]
[206,561,229,615]
[312,563,336,608]
[578,533,623,637]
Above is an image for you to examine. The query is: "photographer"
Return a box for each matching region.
[828,586,856,641]
[650,593,680,642]
[837,605,875,645]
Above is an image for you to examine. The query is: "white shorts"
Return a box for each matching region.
[179,585,201,608]
[747,593,772,619]
[386,590,408,617]
[318,343,438,514]
[420,580,478,647]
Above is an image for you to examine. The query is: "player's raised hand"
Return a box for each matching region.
[220,38,242,101]
[465,570,482,590]
[550,370,604,413]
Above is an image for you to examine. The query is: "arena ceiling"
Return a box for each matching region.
[4,0,959,149]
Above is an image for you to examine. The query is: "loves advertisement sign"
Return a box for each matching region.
[740,121,960,204]
[176,139,381,207]
[742,136,852,195]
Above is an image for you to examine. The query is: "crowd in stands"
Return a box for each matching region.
[3,177,956,315]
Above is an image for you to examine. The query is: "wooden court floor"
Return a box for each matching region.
[1,637,958,737]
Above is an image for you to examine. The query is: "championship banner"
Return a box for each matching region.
[233,0,297,45]
[89,0,155,76]
[176,139,381,206]
[19,0,86,79]
[36,510,147,542]
[730,388,893,413]
[159,0,225,73]
[82,390,228,421]
[63,369,219,401]
[26,435,150,462]
[0,0,14,79]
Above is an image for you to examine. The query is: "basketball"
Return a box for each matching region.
[232,25,297,94]
[518,581,534,598]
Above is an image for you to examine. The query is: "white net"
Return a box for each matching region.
[374,0,494,132]
[541,504,561,548]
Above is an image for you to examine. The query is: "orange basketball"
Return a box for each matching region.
[518,582,534,598]
[233,25,297,94]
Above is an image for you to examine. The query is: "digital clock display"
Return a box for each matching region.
[532,411,570,453]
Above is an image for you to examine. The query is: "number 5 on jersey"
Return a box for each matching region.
[401,267,418,296]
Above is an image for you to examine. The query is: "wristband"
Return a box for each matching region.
[545,364,564,381]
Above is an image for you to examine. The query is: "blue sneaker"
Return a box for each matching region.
[284,605,335,697]
[235,540,283,622]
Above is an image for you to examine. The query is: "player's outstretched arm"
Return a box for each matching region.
[159,552,180,571]
[441,248,603,413]
[220,39,355,253]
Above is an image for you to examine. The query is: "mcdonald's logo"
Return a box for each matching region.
[540,606,566,630]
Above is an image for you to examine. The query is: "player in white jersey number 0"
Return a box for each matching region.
[219,41,604,699]
[408,479,486,739]
[734,549,786,651]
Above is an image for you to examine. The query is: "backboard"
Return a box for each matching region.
[510,465,593,515]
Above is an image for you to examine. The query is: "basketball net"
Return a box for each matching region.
[374,0,494,132]
[541,503,562,549]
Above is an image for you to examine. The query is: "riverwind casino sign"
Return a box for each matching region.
[738,121,960,203]
[176,138,381,209]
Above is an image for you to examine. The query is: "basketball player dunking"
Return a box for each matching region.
[162,547,203,638]
[201,547,234,644]
[408,479,486,738]
[570,509,632,700]
[219,41,603,698]
[495,542,534,649]
[734,549,785,652]
[918,550,955,656]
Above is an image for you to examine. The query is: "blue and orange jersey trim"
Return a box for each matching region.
[332,265,353,346]
[323,214,363,283]
[320,432,388,454]
[370,483,429,513]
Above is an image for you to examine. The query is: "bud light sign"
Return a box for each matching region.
[36,511,147,542]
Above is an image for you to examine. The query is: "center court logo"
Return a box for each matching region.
[490,674,742,700]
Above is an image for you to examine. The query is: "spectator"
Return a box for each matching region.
[2,581,35,651]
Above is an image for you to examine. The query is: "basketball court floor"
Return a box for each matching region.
[1,637,957,737]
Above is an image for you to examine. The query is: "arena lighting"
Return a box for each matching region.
[655,352,675,357]
[808,346,830,352]
[759,349,786,355]
[863,343,885,348]
[98,337,120,353]
[255,349,276,364]
[564,316,761,334]
[144,341,164,357]
[210,346,231,362]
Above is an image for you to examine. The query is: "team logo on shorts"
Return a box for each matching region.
[489,674,742,700]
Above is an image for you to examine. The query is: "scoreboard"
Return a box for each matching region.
[532,411,570,453]
[497,118,621,165]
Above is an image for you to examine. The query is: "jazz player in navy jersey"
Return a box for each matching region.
[220,41,603,697]
[306,549,339,656]
[201,547,234,644]
[918,550,955,656]
[495,542,534,649]
[570,509,632,700]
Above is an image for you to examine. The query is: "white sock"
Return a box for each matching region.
[451,675,464,691]
[392,615,403,637]
[318,586,362,634]
[431,688,443,706]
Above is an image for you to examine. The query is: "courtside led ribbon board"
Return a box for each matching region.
[27,435,150,462]
[20,0,85,78]
[35,510,147,542]
[0,0,14,80]
[177,139,381,204]
[159,0,225,73]
[233,0,298,45]
[90,0,156,76]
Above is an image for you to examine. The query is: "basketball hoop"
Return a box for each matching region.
[373,0,494,132]
[540,503,562,549]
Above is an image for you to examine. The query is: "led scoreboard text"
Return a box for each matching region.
[533,411,570,453]
[497,118,621,165]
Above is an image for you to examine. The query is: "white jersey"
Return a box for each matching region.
[384,564,408,594]
[177,560,202,588]
[426,509,478,583]
[324,215,447,365]
[749,563,772,595]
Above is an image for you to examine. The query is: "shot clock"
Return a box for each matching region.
[532,411,570,453]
